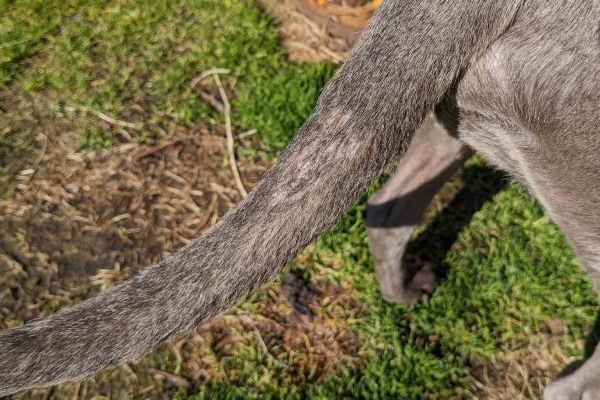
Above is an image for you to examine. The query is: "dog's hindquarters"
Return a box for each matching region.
[450,3,600,398]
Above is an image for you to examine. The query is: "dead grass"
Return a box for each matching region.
[465,329,578,399]
[258,0,355,63]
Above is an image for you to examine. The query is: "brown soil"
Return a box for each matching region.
[178,273,366,388]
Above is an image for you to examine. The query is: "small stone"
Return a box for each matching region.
[545,319,566,335]
[70,12,83,23]
[535,359,551,371]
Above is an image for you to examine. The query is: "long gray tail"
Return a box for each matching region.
[0,0,520,395]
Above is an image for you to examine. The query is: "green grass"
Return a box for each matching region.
[1,0,334,151]
[2,0,599,399]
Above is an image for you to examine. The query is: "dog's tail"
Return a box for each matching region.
[0,0,520,395]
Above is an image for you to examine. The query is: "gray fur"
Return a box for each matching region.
[0,1,599,399]
[366,113,472,305]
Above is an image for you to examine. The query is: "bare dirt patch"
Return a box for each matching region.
[177,274,366,389]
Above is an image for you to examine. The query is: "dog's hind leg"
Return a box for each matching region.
[532,145,600,400]
[365,113,472,305]
[450,8,600,394]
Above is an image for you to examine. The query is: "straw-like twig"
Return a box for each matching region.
[0,37,34,50]
[210,70,248,197]
[190,68,231,88]
[67,106,143,130]
[133,138,183,161]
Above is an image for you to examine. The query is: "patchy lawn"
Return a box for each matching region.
[1,0,598,399]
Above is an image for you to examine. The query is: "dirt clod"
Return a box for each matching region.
[544,319,567,336]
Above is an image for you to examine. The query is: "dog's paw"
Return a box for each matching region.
[382,262,437,306]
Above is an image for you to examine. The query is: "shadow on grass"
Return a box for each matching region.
[363,159,508,300]
[555,315,600,378]
[404,162,508,281]
[562,312,600,377]
[585,315,600,357]
[402,160,600,380]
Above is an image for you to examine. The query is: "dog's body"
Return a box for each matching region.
[1,1,599,398]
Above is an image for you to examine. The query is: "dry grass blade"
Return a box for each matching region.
[237,128,257,139]
[290,10,323,38]
[0,37,35,49]
[317,44,345,62]
[67,106,144,130]
[211,70,248,197]
[148,368,190,388]
[133,138,183,161]
[199,91,225,112]
[190,68,231,88]
[254,328,274,359]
